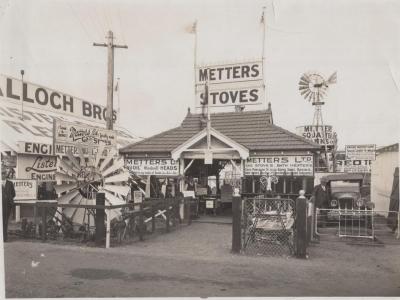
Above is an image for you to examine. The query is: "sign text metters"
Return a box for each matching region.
[195,61,264,108]
[125,158,179,176]
[0,74,117,123]
[296,125,337,146]
[245,155,314,176]
[196,61,263,84]
[11,179,38,200]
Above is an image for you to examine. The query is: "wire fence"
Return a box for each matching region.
[241,197,296,256]
[12,197,190,247]
[315,208,400,245]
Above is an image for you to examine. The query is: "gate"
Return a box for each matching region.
[241,197,296,256]
[316,208,400,244]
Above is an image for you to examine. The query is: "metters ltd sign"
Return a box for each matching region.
[296,125,337,147]
[125,158,179,176]
[245,155,314,176]
[195,61,264,108]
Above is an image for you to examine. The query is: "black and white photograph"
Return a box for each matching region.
[0,0,399,298]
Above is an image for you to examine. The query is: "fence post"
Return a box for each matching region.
[184,197,191,225]
[151,202,156,233]
[95,192,106,246]
[105,208,111,249]
[231,196,241,253]
[165,198,170,233]
[295,191,308,258]
[41,206,47,241]
[139,202,144,241]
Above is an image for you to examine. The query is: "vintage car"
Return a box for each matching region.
[320,173,374,220]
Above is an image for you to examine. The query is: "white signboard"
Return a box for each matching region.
[133,191,143,203]
[17,154,57,181]
[345,144,376,161]
[125,158,179,176]
[245,155,314,176]
[11,179,37,200]
[336,159,372,173]
[18,142,53,156]
[54,119,117,157]
[196,61,263,84]
[195,61,264,108]
[296,125,337,146]
[0,74,117,124]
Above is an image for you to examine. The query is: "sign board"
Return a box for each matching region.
[133,191,143,203]
[0,74,117,124]
[11,179,37,200]
[345,144,376,161]
[196,187,208,196]
[206,200,214,209]
[245,155,314,176]
[296,125,337,146]
[196,61,263,84]
[125,158,179,176]
[336,159,371,173]
[17,154,57,181]
[204,150,213,165]
[18,142,53,156]
[195,61,264,108]
[54,119,117,157]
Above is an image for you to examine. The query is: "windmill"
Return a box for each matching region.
[54,145,130,230]
[299,71,337,170]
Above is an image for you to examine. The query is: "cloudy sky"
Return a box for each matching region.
[0,0,399,148]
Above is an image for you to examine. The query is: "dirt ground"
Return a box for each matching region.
[3,221,400,298]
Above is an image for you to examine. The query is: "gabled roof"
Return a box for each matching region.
[120,109,320,154]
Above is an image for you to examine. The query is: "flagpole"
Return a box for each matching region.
[261,6,267,111]
[193,20,198,113]
[116,77,120,127]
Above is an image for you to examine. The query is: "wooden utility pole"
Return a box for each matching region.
[93,30,127,130]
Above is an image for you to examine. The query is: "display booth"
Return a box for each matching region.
[120,106,320,216]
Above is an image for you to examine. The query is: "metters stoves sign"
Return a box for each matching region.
[245,155,314,176]
[125,158,179,176]
[195,61,264,108]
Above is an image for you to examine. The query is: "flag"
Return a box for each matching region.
[185,20,197,34]
[260,10,265,24]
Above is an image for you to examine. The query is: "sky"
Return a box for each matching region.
[0,0,399,149]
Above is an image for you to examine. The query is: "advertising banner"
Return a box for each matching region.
[54,119,117,157]
[0,74,117,124]
[125,158,179,176]
[244,155,314,176]
[345,144,376,161]
[11,179,37,200]
[18,142,53,156]
[296,125,337,146]
[17,154,57,181]
[336,159,371,173]
[195,61,264,108]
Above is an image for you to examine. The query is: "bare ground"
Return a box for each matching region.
[3,221,400,298]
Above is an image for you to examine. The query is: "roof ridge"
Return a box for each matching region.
[186,109,271,117]
[267,123,321,148]
[120,126,182,152]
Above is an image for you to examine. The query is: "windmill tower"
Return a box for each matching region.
[299,71,337,170]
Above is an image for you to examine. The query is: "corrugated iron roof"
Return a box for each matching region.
[120,109,320,154]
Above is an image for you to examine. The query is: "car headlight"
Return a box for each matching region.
[330,199,338,207]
